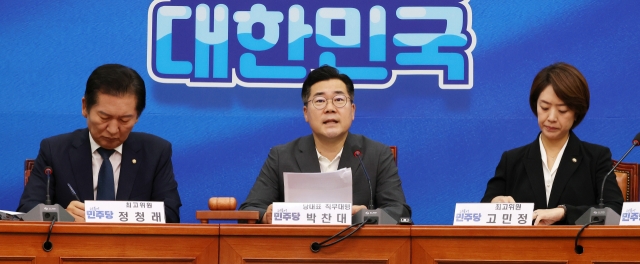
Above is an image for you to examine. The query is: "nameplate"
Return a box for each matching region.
[619,202,640,225]
[453,203,534,226]
[84,201,165,224]
[272,202,352,225]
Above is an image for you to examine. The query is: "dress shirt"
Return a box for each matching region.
[316,147,343,172]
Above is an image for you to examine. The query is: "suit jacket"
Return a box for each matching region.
[239,133,411,221]
[481,132,623,224]
[17,128,182,223]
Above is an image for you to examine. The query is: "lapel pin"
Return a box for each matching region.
[132,159,137,164]
[572,158,577,163]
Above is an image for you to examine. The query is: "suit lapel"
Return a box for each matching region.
[295,135,321,173]
[548,132,582,207]
[338,133,360,174]
[69,129,95,201]
[524,135,548,209]
[117,134,141,200]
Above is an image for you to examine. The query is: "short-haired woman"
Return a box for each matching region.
[481,62,623,225]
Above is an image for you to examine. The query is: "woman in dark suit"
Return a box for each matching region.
[481,62,623,225]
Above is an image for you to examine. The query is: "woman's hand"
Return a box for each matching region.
[491,196,515,203]
[533,208,565,225]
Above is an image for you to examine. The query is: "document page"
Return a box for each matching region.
[0,210,24,215]
[284,167,353,203]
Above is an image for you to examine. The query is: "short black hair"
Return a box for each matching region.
[85,64,146,117]
[301,65,354,104]
[529,62,589,129]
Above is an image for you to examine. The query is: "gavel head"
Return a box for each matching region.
[208,197,237,210]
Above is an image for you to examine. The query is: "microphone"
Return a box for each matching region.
[309,147,399,253]
[44,166,52,205]
[575,132,640,225]
[351,147,397,225]
[599,133,640,207]
[309,149,372,253]
[353,150,374,210]
[22,166,74,222]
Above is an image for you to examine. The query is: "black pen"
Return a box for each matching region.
[67,183,82,202]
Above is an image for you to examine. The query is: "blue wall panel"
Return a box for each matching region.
[1,0,638,224]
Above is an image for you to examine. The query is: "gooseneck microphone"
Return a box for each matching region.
[574,132,640,253]
[576,132,640,225]
[22,166,75,223]
[44,166,53,205]
[353,150,374,210]
[310,147,388,253]
[598,133,640,208]
[350,147,399,225]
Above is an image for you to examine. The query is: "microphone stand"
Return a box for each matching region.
[575,139,638,225]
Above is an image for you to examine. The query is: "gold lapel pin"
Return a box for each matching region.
[132,159,137,164]
[572,158,577,163]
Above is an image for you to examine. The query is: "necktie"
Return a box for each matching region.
[96,147,116,200]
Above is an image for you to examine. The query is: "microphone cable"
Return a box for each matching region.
[42,215,57,252]
[574,219,604,254]
[310,219,372,253]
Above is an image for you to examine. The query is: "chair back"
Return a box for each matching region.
[613,160,639,202]
[390,146,397,166]
[24,159,35,186]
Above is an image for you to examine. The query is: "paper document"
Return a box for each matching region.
[284,167,353,203]
[0,210,24,215]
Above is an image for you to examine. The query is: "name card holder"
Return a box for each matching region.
[272,202,351,225]
[453,203,534,226]
[85,201,165,224]
[620,202,640,225]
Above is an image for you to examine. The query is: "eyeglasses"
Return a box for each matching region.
[305,95,352,110]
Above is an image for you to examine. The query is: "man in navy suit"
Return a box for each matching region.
[17,64,182,223]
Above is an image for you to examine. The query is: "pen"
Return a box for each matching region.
[67,183,82,202]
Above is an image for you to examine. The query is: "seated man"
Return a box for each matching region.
[239,65,411,223]
[17,64,182,223]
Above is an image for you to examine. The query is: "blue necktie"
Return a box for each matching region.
[96,148,116,200]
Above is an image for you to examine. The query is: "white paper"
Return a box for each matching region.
[284,167,352,203]
[0,210,24,216]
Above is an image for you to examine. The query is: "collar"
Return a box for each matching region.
[538,134,569,169]
[89,131,123,154]
[316,147,344,163]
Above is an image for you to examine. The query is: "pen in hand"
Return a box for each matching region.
[67,183,82,202]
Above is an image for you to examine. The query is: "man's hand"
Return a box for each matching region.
[490,196,515,203]
[260,204,273,224]
[66,200,86,222]
[352,205,367,215]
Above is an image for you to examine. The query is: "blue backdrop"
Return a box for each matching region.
[1,0,639,224]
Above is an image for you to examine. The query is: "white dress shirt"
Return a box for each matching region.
[316,147,343,173]
[89,132,123,199]
[539,135,569,206]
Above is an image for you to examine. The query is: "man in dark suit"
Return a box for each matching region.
[17,64,181,223]
[239,65,411,223]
